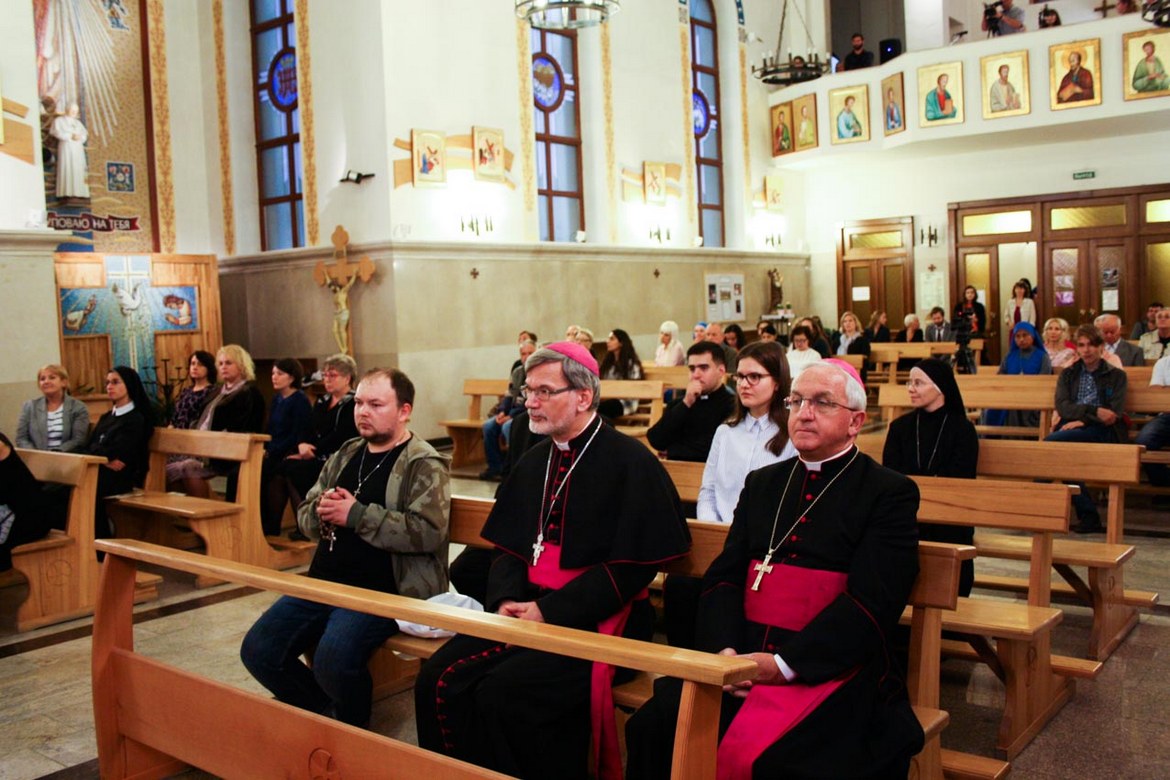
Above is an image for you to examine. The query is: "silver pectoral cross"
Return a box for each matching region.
[751,550,775,591]
[532,533,545,566]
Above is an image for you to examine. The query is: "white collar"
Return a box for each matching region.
[113,401,136,417]
[798,442,855,472]
[553,413,598,451]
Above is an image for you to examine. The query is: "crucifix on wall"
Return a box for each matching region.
[313,225,375,356]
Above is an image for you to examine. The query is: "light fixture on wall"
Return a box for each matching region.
[751,1,830,86]
[648,226,671,244]
[461,216,495,236]
[340,170,375,184]
[765,234,782,248]
[516,0,620,30]
[920,226,940,247]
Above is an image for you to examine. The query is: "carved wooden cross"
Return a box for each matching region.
[313,225,375,355]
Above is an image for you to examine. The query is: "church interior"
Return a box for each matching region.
[2,0,1170,777]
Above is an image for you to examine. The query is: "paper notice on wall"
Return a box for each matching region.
[852,286,871,302]
[917,271,947,313]
[1101,289,1119,311]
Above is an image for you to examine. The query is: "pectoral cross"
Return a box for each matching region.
[751,550,775,591]
[532,533,545,566]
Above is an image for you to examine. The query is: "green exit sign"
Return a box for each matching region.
[1073,170,1096,180]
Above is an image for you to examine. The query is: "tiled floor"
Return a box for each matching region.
[1,471,1168,779]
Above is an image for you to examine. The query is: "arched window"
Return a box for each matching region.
[250,0,304,250]
[532,22,585,242]
[690,0,724,247]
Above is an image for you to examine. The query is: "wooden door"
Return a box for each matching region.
[957,246,1001,364]
[1045,239,1134,328]
[838,218,915,336]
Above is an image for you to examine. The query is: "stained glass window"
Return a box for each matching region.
[532,21,584,242]
[250,0,303,250]
[690,0,723,247]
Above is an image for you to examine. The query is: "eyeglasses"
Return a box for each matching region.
[783,396,856,414]
[906,379,936,390]
[733,372,768,386]
[521,385,575,402]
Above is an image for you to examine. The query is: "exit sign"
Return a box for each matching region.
[1073,170,1096,180]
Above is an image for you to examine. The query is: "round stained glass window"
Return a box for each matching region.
[267,48,299,112]
[692,90,711,137]
[533,54,565,111]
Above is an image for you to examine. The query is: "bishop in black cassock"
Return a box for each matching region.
[626,361,924,779]
[415,343,690,779]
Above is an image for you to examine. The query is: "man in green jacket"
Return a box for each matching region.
[241,367,450,727]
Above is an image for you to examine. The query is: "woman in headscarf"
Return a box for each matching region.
[984,321,1053,428]
[84,366,156,539]
[882,357,978,595]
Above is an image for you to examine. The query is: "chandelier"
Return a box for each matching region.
[516,0,621,30]
[1143,0,1170,27]
[752,0,830,86]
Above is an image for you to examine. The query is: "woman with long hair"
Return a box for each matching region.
[655,320,686,367]
[1041,317,1077,370]
[882,358,979,595]
[953,285,987,338]
[15,364,90,452]
[866,311,891,343]
[697,341,796,525]
[785,324,822,380]
[723,324,746,352]
[85,366,156,538]
[260,358,313,535]
[799,317,832,358]
[1003,280,1037,331]
[598,329,644,419]
[171,350,217,430]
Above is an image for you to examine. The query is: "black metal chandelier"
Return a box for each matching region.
[751,0,830,86]
[515,0,621,30]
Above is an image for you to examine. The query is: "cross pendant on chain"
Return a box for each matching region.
[532,533,545,566]
[751,550,775,591]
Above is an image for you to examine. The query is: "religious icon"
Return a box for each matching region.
[918,61,964,127]
[1123,29,1170,101]
[644,162,667,205]
[981,50,1030,119]
[411,129,446,186]
[770,102,793,156]
[472,126,506,182]
[881,72,905,137]
[792,93,818,151]
[1050,39,1102,110]
[829,85,870,145]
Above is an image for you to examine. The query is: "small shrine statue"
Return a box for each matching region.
[767,268,785,313]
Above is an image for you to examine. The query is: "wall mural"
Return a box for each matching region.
[33,0,156,252]
[59,255,198,373]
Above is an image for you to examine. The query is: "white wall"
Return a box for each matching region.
[0,1,47,230]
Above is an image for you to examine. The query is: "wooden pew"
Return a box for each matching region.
[643,364,691,391]
[1126,383,1170,494]
[854,435,1155,660]
[869,342,968,385]
[107,429,313,587]
[438,378,510,469]
[375,496,1006,779]
[600,379,666,441]
[878,376,1057,438]
[92,538,757,780]
[911,476,1093,759]
[8,449,159,631]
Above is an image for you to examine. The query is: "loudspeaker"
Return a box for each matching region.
[879,38,902,64]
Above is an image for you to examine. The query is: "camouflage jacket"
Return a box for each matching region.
[297,434,451,599]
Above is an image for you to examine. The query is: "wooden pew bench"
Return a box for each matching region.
[643,364,691,392]
[870,342,962,385]
[600,379,666,441]
[438,378,510,469]
[7,449,159,631]
[373,496,1005,779]
[92,538,757,780]
[107,429,313,587]
[856,434,1158,660]
[878,376,1057,438]
[1126,383,1170,495]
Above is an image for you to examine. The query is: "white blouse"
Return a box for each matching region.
[697,413,798,524]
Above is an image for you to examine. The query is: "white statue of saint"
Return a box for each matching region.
[51,103,91,199]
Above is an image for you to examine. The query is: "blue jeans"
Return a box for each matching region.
[1137,413,1170,487]
[240,595,399,727]
[1045,423,1118,521]
[481,416,513,474]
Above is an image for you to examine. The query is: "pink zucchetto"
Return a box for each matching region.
[822,358,866,395]
[546,341,600,376]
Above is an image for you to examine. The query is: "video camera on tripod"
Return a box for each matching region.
[984,1,1007,35]
[950,311,978,374]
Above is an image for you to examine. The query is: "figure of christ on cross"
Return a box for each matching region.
[313,225,375,356]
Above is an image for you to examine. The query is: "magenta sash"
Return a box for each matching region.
[716,562,857,780]
[528,542,645,780]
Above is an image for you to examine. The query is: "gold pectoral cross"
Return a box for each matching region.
[751,550,775,591]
